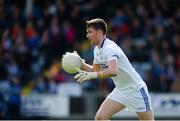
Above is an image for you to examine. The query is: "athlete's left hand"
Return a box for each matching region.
[74,68,97,83]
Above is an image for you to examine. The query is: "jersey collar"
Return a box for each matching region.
[100,36,106,48]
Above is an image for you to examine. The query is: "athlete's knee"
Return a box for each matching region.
[95,112,111,120]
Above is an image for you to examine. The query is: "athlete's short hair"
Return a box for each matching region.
[86,18,107,35]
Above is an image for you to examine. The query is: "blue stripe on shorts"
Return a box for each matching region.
[139,87,150,111]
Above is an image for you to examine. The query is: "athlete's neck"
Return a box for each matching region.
[98,35,106,48]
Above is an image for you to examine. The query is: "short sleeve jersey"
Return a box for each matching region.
[94,38,145,90]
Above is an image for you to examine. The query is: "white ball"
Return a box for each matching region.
[62,53,81,74]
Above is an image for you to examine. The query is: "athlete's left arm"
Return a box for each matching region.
[97,59,118,79]
[74,59,118,83]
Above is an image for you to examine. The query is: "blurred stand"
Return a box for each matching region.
[0,0,179,119]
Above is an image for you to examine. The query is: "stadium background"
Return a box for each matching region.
[0,0,179,120]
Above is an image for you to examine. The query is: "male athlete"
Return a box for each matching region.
[74,18,154,120]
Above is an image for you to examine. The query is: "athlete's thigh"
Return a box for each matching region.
[96,97,125,118]
[136,110,154,121]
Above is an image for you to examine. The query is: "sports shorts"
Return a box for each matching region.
[107,85,152,112]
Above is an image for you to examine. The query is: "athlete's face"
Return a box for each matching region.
[86,27,99,45]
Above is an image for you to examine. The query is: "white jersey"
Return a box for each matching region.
[94,38,145,90]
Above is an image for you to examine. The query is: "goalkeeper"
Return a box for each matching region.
[74,18,154,121]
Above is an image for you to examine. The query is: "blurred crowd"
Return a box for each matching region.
[0,0,179,119]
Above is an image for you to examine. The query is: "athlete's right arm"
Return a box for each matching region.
[81,62,101,72]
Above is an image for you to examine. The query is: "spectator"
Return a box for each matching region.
[0,93,6,119]
[6,76,21,119]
